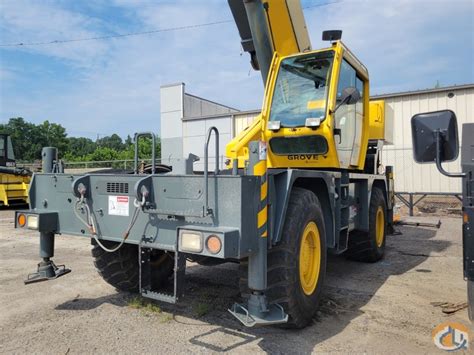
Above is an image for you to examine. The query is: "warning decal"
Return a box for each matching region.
[108,195,129,216]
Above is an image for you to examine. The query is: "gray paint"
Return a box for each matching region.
[247,141,267,291]
[41,147,58,173]
[27,172,260,259]
[268,169,390,253]
[461,123,474,281]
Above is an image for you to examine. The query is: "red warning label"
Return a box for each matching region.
[108,195,129,216]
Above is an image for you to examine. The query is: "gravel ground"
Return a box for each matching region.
[0,208,471,354]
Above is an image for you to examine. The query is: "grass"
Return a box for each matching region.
[128,296,162,314]
[160,313,174,323]
[128,296,175,322]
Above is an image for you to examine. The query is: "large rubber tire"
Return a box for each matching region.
[346,187,386,262]
[92,240,174,292]
[239,187,327,328]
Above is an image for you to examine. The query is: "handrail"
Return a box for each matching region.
[204,126,219,215]
[134,132,156,174]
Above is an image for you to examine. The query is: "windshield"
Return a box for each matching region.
[269,51,334,127]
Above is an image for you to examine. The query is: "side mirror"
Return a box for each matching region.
[334,87,360,113]
[411,110,464,178]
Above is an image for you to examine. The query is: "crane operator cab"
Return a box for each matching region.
[227,36,373,173]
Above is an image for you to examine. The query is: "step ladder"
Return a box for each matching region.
[139,240,186,304]
[336,173,350,252]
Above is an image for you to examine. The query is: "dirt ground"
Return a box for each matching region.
[395,195,462,218]
[0,207,472,354]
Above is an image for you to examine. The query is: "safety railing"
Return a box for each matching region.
[134,132,156,174]
[204,126,219,215]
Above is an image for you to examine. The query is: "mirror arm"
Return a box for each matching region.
[434,130,466,178]
[332,96,350,114]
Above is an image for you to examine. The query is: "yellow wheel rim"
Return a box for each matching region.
[375,206,385,248]
[299,221,321,296]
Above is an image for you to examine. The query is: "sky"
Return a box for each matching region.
[0,0,473,139]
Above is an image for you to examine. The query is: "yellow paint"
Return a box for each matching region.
[369,100,385,140]
[306,99,325,110]
[264,0,303,56]
[0,173,30,206]
[299,221,321,295]
[375,206,385,247]
[257,205,268,228]
[0,184,6,205]
[260,181,267,201]
[226,41,383,171]
[252,0,312,57]
[226,116,263,169]
[253,160,266,176]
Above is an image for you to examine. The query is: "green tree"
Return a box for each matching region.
[0,118,69,161]
[97,134,123,151]
[0,117,161,164]
[0,117,43,161]
[38,120,68,156]
[86,146,119,161]
[67,137,96,157]
[124,134,133,147]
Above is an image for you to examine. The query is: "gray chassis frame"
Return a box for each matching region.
[17,141,394,326]
[20,168,393,255]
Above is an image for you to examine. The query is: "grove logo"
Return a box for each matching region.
[432,321,469,351]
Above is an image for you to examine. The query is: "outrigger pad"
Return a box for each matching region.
[229,302,288,327]
[24,260,71,285]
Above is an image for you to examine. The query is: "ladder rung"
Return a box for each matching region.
[142,290,177,304]
[139,242,185,305]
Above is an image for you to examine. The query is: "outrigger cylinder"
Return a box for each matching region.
[229,141,288,326]
[24,148,71,284]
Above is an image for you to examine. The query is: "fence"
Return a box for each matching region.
[21,159,155,172]
[20,156,228,172]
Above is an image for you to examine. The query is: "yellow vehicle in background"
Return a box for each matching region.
[0,134,31,206]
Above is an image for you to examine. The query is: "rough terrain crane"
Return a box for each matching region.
[15,0,394,328]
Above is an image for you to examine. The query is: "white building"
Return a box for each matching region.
[160,83,473,194]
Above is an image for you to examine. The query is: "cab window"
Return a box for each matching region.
[334,59,364,167]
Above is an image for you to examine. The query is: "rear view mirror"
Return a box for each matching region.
[341,87,361,105]
[411,110,464,178]
[411,110,459,163]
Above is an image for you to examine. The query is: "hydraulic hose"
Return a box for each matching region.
[73,194,144,253]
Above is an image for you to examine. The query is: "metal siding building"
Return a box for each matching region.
[160,83,238,169]
[161,83,473,193]
[375,84,473,194]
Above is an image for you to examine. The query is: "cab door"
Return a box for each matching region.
[334,59,365,168]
